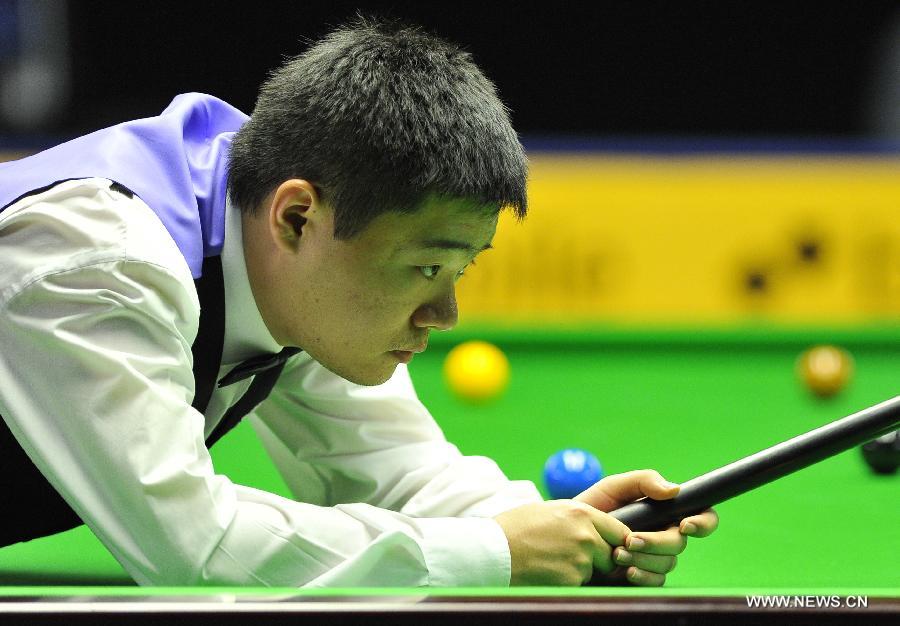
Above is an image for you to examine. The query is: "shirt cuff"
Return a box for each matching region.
[418,516,511,587]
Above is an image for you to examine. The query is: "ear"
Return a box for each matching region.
[265,179,321,252]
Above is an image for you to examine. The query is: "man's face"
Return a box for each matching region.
[244,184,498,386]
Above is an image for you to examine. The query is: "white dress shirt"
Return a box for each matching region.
[0,178,542,587]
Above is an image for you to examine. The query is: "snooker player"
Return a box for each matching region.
[0,17,716,587]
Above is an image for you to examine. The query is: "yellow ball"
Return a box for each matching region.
[797,345,853,398]
[443,340,510,403]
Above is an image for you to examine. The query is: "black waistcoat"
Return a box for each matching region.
[0,254,276,547]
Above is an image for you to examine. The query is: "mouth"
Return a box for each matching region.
[390,343,427,364]
[390,350,415,364]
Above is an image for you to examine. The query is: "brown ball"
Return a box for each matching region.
[797,345,853,398]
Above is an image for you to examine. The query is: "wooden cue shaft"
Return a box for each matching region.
[609,396,900,531]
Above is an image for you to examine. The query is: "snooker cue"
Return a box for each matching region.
[608,395,900,532]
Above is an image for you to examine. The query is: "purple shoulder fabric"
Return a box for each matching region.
[0,93,248,277]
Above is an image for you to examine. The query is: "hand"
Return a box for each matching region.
[493,499,630,586]
[574,470,719,587]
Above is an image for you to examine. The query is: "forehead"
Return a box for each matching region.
[362,198,499,254]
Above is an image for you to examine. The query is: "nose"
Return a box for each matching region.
[412,286,458,331]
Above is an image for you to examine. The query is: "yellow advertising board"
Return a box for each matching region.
[457,153,900,324]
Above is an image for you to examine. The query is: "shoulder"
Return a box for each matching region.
[0,178,197,311]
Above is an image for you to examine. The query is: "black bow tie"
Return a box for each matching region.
[217,347,303,387]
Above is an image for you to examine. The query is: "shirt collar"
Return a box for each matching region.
[220,195,282,365]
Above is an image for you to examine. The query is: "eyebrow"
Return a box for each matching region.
[415,239,494,253]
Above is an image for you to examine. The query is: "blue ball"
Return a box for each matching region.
[543,448,604,499]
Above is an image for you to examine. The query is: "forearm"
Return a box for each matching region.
[197,487,512,587]
[252,362,543,518]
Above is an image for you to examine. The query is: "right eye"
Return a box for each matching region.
[419,265,441,279]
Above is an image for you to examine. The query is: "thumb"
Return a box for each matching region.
[575,469,680,512]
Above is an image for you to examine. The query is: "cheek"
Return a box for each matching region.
[310,262,416,339]
[350,293,403,327]
[347,268,410,315]
[349,288,418,339]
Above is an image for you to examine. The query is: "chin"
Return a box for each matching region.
[322,360,398,387]
[354,365,399,386]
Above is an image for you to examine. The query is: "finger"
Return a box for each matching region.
[576,470,680,512]
[587,566,629,586]
[624,566,666,587]
[679,508,719,538]
[591,535,615,575]
[580,503,631,549]
[614,547,677,575]
[626,526,687,556]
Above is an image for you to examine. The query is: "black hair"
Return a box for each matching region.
[227,15,527,239]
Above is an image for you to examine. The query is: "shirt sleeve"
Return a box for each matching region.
[0,179,541,588]
[248,359,545,584]
[255,358,543,519]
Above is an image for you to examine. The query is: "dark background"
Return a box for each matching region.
[11,0,900,139]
